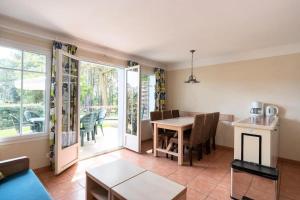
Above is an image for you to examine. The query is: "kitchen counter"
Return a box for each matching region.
[232,116,279,130]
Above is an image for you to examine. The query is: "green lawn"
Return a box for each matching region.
[0,126,32,138]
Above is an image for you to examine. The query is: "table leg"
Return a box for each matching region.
[178,128,183,165]
[153,123,158,157]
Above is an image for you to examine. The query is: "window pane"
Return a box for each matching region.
[22,72,46,134]
[23,52,46,72]
[0,69,21,138]
[0,46,22,69]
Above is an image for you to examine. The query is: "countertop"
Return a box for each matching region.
[232,116,279,130]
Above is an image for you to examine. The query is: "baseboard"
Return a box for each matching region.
[33,165,51,174]
[216,144,234,151]
[278,157,300,166]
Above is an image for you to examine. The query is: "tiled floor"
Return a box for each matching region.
[35,141,300,200]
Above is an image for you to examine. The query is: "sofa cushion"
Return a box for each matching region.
[0,169,52,200]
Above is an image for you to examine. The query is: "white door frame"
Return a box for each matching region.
[123,66,141,153]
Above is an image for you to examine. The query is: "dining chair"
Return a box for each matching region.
[169,114,205,166]
[162,110,172,119]
[203,113,214,155]
[150,111,166,149]
[171,110,180,118]
[210,112,220,151]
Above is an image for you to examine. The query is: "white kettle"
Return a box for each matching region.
[265,105,279,117]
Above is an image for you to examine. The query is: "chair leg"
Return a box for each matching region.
[80,132,84,146]
[205,140,211,154]
[87,132,90,141]
[189,146,193,166]
[198,144,203,160]
[100,124,104,136]
[213,137,216,150]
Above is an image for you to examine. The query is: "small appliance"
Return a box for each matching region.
[250,101,264,117]
[266,105,279,117]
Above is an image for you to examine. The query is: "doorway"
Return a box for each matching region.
[79,61,123,159]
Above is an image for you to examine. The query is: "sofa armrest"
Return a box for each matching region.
[0,156,29,177]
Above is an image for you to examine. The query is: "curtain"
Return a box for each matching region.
[154,68,166,111]
[49,41,77,169]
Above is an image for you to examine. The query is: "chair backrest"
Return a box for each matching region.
[150,111,162,121]
[98,108,107,119]
[9,114,20,132]
[97,108,107,125]
[171,110,180,118]
[189,114,205,147]
[202,113,214,142]
[162,110,172,119]
[210,112,220,138]
[24,110,40,121]
[81,112,98,132]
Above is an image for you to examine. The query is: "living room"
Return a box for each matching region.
[0,1,300,200]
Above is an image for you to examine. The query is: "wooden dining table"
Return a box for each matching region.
[151,117,194,165]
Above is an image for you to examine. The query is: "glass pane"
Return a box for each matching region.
[0,69,21,137]
[62,55,79,148]
[126,68,139,136]
[141,75,149,120]
[22,72,46,134]
[23,52,46,72]
[0,46,22,69]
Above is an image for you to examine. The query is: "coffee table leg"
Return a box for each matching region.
[178,128,183,165]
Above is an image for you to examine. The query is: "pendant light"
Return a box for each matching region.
[184,50,200,83]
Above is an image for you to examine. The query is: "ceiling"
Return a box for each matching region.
[0,0,300,68]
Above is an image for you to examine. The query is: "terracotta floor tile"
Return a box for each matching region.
[56,188,85,200]
[188,174,218,195]
[186,188,207,200]
[208,184,231,200]
[35,141,300,200]
[47,180,83,199]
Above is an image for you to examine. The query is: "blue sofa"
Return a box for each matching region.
[0,157,52,200]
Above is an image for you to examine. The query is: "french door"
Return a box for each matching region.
[55,50,80,174]
[124,66,141,152]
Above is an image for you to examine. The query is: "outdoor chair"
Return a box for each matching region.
[24,111,40,122]
[80,112,98,146]
[96,108,107,136]
[9,114,35,133]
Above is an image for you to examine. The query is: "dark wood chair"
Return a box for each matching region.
[162,110,172,119]
[171,110,180,118]
[203,113,214,155]
[210,112,220,151]
[169,114,206,166]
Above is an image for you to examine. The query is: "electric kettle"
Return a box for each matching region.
[265,105,279,117]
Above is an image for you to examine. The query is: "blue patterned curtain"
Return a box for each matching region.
[154,68,166,111]
[49,41,77,169]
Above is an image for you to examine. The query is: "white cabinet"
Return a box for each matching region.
[233,117,279,167]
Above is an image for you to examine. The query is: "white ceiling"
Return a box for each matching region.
[0,0,300,68]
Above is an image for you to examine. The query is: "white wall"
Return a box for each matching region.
[0,137,49,169]
[167,53,300,161]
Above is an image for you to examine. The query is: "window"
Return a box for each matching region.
[141,74,156,120]
[0,45,48,138]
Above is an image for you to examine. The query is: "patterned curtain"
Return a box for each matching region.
[49,41,77,169]
[154,68,166,111]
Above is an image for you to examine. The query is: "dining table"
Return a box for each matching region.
[151,116,194,165]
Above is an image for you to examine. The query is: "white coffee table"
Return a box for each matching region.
[86,159,146,200]
[111,171,187,200]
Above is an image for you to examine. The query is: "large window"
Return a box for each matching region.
[0,45,48,138]
[141,74,155,120]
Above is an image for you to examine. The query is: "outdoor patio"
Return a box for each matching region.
[79,119,121,160]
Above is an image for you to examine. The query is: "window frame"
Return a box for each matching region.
[0,40,51,144]
[141,74,156,120]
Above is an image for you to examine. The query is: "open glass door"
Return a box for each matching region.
[124,66,141,152]
[55,50,80,174]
